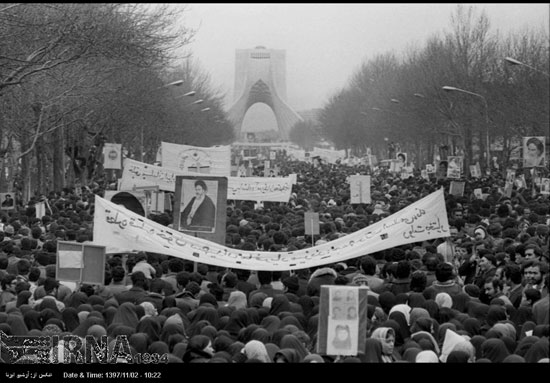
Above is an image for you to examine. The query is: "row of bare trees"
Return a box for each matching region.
[318,6,549,172]
[0,3,234,201]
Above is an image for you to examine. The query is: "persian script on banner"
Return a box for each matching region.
[93,188,449,271]
[120,159,293,202]
[160,142,231,177]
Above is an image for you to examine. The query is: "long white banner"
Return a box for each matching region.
[120,158,293,202]
[160,142,231,177]
[93,188,449,271]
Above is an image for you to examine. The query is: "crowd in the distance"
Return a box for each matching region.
[0,155,548,363]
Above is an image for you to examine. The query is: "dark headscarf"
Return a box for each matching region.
[123,332,147,353]
[486,305,507,327]
[245,307,261,324]
[39,308,62,326]
[102,306,118,326]
[463,318,482,337]
[279,333,308,362]
[502,354,525,363]
[297,295,315,318]
[73,317,105,338]
[199,293,218,308]
[189,306,220,332]
[480,338,509,363]
[424,299,439,319]
[16,291,33,307]
[378,292,397,314]
[7,314,29,336]
[223,309,251,338]
[23,310,42,331]
[388,311,411,343]
[250,327,270,344]
[110,324,136,339]
[407,292,426,309]
[362,338,383,363]
[61,307,80,332]
[66,292,88,309]
[111,302,139,328]
[469,335,487,360]
[149,340,170,356]
[274,348,301,363]
[514,335,540,357]
[182,335,212,363]
[271,328,292,348]
[260,315,281,335]
[238,324,260,344]
[446,350,470,363]
[269,295,291,316]
[524,338,549,363]
[279,315,303,331]
[402,347,422,363]
[136,317,162,343]
[160,323,185,344]
[213,334,234,353]
[451,293,470,313]
[249,292,268,309]
[200,325,218,342]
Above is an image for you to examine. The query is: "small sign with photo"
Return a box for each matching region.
[0,192,15,210]
[541,178,550,195]
[449,181,465,197]
[426,164,435,174]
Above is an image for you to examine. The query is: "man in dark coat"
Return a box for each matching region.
[180,179,216,232]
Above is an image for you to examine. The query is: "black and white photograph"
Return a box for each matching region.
[0,3,548,374]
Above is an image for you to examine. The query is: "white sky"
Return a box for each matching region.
[174,3,549,114]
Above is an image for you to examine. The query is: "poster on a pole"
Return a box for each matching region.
[447,156,463,179]
[317,286,368,356]
[541,178,550,195]
[174,176,227,245]
[523,136,545,168]
[304,212,320,236]
[56,241,106,285]
[449,181,465,197]
[470,163,481,178]
[349,175,371,204]
[0,192,15,211]
[103,143,122,170]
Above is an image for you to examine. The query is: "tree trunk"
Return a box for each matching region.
[53,124,65,191]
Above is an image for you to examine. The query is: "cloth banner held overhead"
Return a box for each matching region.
[93,188,449,271]
[160,142,231,177]
[120,158,293,202]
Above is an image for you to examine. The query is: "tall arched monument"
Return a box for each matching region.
[227,46,303,141]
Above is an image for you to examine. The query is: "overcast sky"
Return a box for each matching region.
[175,3,549,115]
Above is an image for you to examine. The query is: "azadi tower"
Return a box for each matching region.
[227,46,303,141]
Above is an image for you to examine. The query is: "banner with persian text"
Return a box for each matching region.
[120,158,292,202]
[93,188,449,271]
[160,142,231,176]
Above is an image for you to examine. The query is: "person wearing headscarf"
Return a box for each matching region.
[129,333,150,354]
[480,338,510,363]
[302,353,324,363]
[502,354,526,363]
[23,310,42,331]
[223,309,251,340]
[524,338,549,363]
[415,350,439,363]
[446,350,471,363]
[242,340,272,362]
[182,334,214,363]
[403,347,422,363]
[273,348,301,363]
[226,291,247,311]
[280,333,309,361]
[136,316,161,343]
[370,327,402,362]
[111,302,139,329]
[361,337,384,363]
[250,327,271,344]
[269,295,291,316]
[61,307,80,332]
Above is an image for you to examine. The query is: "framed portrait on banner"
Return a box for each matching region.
[447,156,463,179]
[174,176,227,245]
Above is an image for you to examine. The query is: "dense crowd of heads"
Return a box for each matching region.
[0,158,549,363]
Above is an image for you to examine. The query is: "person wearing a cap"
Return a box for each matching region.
[32,277,65,312]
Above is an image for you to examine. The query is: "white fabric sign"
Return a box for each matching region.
[93,188,449,271]
[160,142,230,176]
[120,159,293,202]
[349,175,371,204]
[312,147,346,164]
[227,177,292,202]
[58,250,83,268]
[35,201,46,219]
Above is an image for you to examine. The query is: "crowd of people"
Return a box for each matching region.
[0,155,548,364]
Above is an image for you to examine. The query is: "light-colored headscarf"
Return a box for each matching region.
[226,291,248,311]
[439,329,466,363]
[389,304,411,326]
[435,293,453,309]
[416,350,439,363]
[139,302,158,317]
[243,340,272,363]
